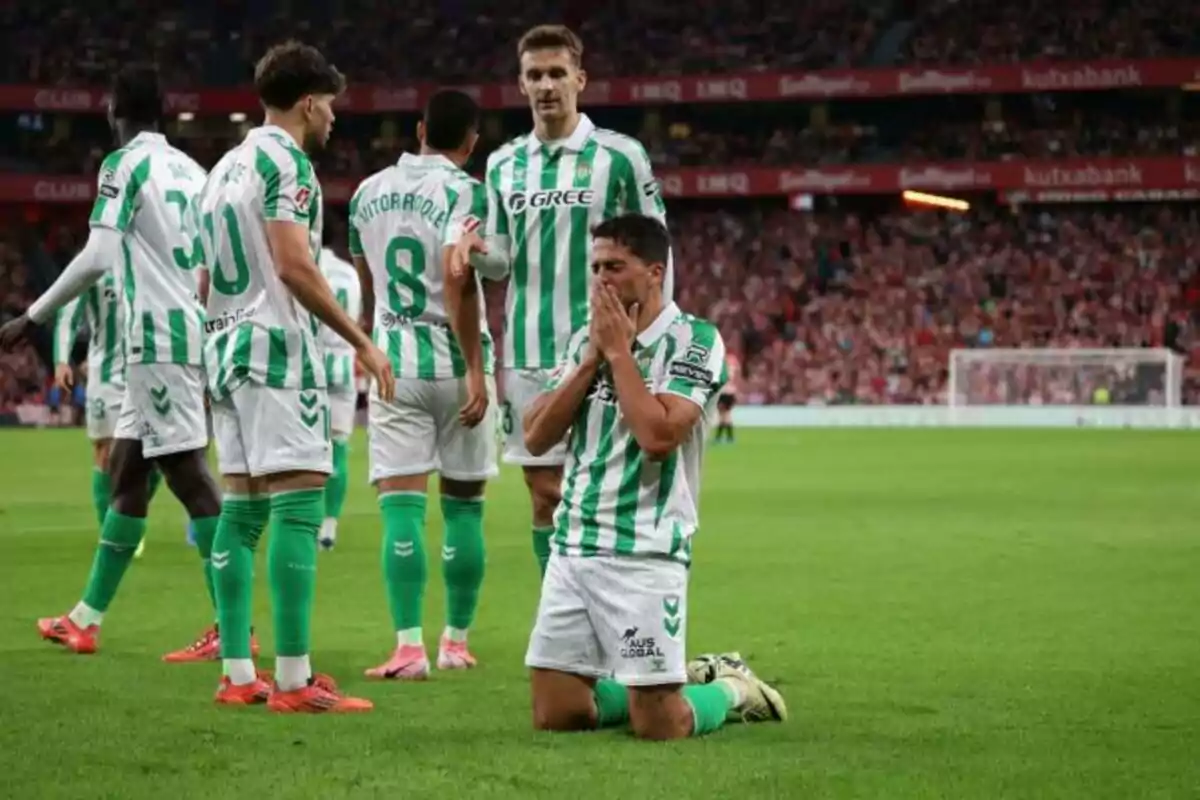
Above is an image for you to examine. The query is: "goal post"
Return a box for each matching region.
[948,348,1184,410]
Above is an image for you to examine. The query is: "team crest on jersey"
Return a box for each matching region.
[575,163,592,182]
[295,187,312,210]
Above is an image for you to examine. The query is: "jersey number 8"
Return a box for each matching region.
[385,236,428,319]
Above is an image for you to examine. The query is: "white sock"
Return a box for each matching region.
[276,655,312,691]
[224,658,257,686]
[397,628,423,647]
[443,626,469,643]
[715,677,745,707]
[320,518,338,541]
[68,602,103,629]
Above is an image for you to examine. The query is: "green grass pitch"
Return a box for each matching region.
[1,428,1199,799]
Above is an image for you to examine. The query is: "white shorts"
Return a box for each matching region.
[329,386,357,437]
[525,554,689,686]
[85,374,125,441]
[212,383,332,478]
[502,367,567,467]
[113,364,209,458]
[369,375,499,483]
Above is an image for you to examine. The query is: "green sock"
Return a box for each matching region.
[441,496,485,630]
[380,492,427,632]
[268,489,324,657]
[683,682,737,736]
[147,468,163,502]
[190,516,221,614]
[80,510,146,612]
[593,679,630,728]
[90,469,111,527]
[213,495,270,659]
[532,525,553,578]
[325,438,349,519]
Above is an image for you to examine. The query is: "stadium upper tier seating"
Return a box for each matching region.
[4,0,1197,86]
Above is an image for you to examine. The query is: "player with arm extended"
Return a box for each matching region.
[52,272,166,557]
[0,65,228,659]
[351,90,495,679]
[201,41,393,712]
[521,214,785,740]
[450,24,673,579]
[316,245,362,551]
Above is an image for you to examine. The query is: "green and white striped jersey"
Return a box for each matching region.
[199,125,327,400]
[349,153,494,380]
[89,132,207,366]
[549,303,727,565]
[318,248,362,390]
[53,272,125,385]
[485,115,671,370]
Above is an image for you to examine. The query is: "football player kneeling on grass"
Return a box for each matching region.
[521,214,786,740]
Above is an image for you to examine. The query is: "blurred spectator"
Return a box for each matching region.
[0,233,49,414]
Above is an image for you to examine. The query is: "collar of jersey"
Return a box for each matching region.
[635,302,680,350]
[129,131,166,145]
[528,114,595,155]
[246,124,301,149]
[397,152,457,171]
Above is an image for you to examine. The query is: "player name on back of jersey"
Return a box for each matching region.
[353,190,449,229]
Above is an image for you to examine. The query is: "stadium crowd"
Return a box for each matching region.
[902,0,1200,65]
[7,108,1200,181]
[0,231,48,415]
[3,197,1197,414]
[1,2,1197,413]
[657,204,1198,406]
[5,0,1198,87]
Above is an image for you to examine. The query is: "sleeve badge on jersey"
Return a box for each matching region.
[99,184,120,199]
[681,342,711,365]
[295,187,312,210]
[462,215,482,234]
[642,179,661,198]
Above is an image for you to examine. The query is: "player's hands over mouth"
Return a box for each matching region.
[459,369,489,428]
[357,342,396,402]
[0,314,32,350]
[449,217,486,279]
[54,364,75,391]
[590,284,638,360]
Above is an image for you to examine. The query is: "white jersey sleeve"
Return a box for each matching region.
[53,296,85,365]
[652,317,726,409]
[89,148,149,234]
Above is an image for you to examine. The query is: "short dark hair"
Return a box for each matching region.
[423,89,479,151]
[591,214,670,266]
[111,64,162,125]
[517,24,583,65]
[254,41,345,110]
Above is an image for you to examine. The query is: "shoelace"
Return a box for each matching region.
[184,629,219,652]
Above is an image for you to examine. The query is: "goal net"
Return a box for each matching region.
[948,348,1184,408]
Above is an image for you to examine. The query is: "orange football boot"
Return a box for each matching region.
[163,626,261,663]
[37,614,98,654]
[267,674,373,714]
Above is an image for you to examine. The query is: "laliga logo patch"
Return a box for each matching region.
[295,187,312,210]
